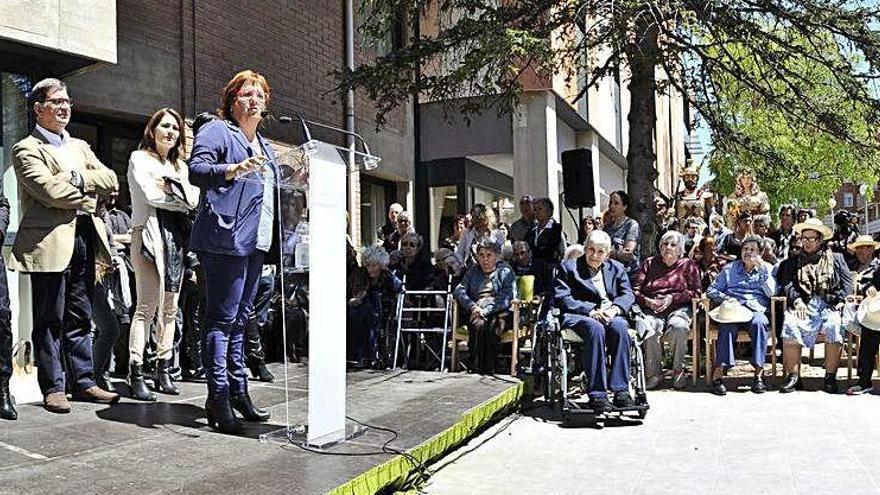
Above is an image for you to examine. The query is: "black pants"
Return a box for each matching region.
[467,313,505,374]
[178,275,203,372]
[111,266,136,374]
[0,255,12,380]
[91,280,120,377]
[30,216,97,394]
[245,271,275,363]
[858,328,880,382]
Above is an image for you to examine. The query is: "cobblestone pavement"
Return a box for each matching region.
[422,385,880,495]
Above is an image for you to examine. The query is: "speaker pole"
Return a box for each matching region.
[559,190,581,237]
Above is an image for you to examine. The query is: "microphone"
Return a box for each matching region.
[261,112,293,124]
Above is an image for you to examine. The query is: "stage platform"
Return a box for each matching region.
[0,363,524,495]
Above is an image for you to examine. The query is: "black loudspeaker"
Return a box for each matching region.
[561,148,595,208]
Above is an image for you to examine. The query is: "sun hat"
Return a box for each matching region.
[792,217,833,239]
[857,294,880,332]
[709,298,753,324]
[847,235,880,253]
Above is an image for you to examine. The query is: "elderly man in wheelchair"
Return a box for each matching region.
[553,230,637,413]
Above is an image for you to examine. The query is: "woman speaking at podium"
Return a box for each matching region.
[188,70,279,434]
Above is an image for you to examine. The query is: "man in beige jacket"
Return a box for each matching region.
[10,78,120,413]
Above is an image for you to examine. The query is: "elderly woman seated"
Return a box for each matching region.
[453,239,515,374]
[705,235,777,395]
[632,230,701,390]
[347,246,403,368]
[554,230,635,412]
[431,248,464,290]
[390,232,434,291]
[775,218,853,393]
[691,236,726,291]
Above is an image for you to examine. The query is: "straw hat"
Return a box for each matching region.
[709,298,753,324]
[847,235,880,253]
[857,294,880,332]
[793,217,833,240]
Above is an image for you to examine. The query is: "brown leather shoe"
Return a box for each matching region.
[44,392,71,414]
[72,386,120,404]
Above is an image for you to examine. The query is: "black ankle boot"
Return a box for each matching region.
[129,364,157,401]
[0,377,17,421]
[823,373,839,394]
[248,360,275,383]
[154,359,180,395]
[205,396,244,433]
[229,392,270,422]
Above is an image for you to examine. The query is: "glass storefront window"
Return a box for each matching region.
[472,186,515,229]
[429,185,458,252]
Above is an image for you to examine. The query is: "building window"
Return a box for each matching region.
[429,185,459,253]
[360,176,396,248]
[844,192,854,208]
[358,7,405,57]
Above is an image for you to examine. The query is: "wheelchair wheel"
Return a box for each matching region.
[543,332,566,410]
[629,338,647,397]
[629,336,649,420]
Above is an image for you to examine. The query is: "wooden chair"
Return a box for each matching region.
[695,295,779,385]
[450,302,468,372]
[690,297,704,384]
[844,295,880,383]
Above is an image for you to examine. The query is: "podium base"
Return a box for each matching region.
[259,420,367,448]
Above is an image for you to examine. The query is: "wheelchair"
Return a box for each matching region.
[531,307,649,421]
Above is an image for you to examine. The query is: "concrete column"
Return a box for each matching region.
[398,181,414,221]
[513,91,559,219]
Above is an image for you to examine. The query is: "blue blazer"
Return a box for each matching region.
[188,119,279,257]
[554,257,634,328]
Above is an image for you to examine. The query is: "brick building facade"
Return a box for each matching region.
[0,1,415,398]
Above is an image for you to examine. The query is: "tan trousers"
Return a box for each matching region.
[129,228,180,364]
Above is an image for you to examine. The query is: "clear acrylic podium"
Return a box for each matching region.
[245,137,380,447]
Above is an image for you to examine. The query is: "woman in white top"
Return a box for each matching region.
[126,108,199,401]
[454,203,506,268]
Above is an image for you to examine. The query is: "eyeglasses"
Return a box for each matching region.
[802,236,821,242]
[42,98,73,108]
[237,90,266,101]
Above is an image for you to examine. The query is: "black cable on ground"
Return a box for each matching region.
[279,416,433,486]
